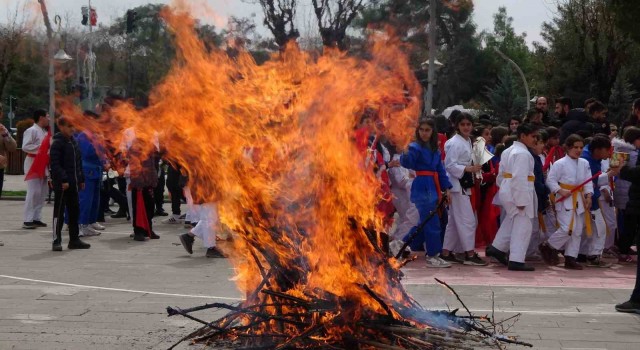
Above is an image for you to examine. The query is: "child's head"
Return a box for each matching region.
[545,126,560,147]
[490,126,509,146]
[589,134,612,160]
[473,124,492,144]
[504,135,517,149]
[623,126,640,148]
[516,123,539,149]
[508,116,522,133]
[564,134,585,159]
[415,117,438,150]
[532,129,548,156]
[525,108,543,124]
[56,116,75,138]
[454,112,474,138]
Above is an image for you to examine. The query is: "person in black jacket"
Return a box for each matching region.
[616,152,640,313]
[49,116,90,251]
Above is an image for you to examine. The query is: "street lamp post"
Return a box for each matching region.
[491,32,530,111]
[424,0,437,115]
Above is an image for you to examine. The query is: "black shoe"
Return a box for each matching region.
[32,220,47,227]
[576,254,588,263]
[440,253,464,264]
[206,247,227,258]
[539,243,560,266]
[154,210,169,217]
[179,233,194,254]
[22,222,37,229]
[133,233,146,242]
[104,208,116,215]
[615,300,640,313]
[564,256,584,270]
[150,232,160,239]
[68,240,90,249]
[110,212,127,219]
[486,245,508,266]
[464,253,488,266]
[52,242,62,251]
[508,261,535,271]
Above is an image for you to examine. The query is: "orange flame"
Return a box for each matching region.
[60,0,422,325]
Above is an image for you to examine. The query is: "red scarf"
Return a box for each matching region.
[25,131,52,181]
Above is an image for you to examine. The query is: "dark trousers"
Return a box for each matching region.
[0,168,4,198]
[621,210,640,254]
[53,187,80,244]
[132,187,155,235]
[166,165,182,215]
[154,166,166,212]
[104,178,128,215]
[633,255,640,302]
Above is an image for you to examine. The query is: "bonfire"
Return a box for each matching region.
[61,2,531,349]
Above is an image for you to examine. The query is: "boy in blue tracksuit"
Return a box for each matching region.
[75,129,107,236]
[578,135,618,267]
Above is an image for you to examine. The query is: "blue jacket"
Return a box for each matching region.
[75,132,105,181]
[581,145,601,211]
[530,149,549,212]
[400,142,452,204]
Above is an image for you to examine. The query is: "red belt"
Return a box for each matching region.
[26,154,36,158]
[415,170,442,203]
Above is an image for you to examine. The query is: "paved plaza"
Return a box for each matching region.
[0,178,639,349]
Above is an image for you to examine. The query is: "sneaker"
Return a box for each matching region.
[154,210,169,217]
[440,253,464,264]
[32,220,47,227]
[508,261,535,271]
[22,222,36,229]
[150,232,160,239]
[179,233,194,254]
[615,300,640,313]
[52,242,62,251]
[91,223,105,230]
[80,225,100,237]
[184,221,192,229]
[206,247,227,258]
[464,253,488,266]
[564,256,584,270]
[425,255,451,268]
[104,208,116,215]
[110,212,128,219]
[162,215,183,224]
[539,242,560,266]
[586,256,612,268]
[576,254,588,263]
[485,245,508,266]
[68,239,90,249]
[178,214,186,220]
[602,248,618,259]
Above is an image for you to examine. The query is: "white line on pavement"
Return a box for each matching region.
[404,281,634,290]
[0,274,243,301]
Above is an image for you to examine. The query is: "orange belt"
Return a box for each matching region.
[416,170,442,203]
[503,172,535,182]
[559,183,592,236]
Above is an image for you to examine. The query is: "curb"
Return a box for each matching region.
[0,197,26,201]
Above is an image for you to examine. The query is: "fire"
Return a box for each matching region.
[60,0,425,343]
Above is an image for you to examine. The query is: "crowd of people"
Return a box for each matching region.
[2,94,639,314]
[359,96,640,313]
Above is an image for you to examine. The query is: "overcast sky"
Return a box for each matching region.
[2,0,559,46]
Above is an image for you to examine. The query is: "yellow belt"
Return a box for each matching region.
[559,183,592,236]
[503,172,535,182]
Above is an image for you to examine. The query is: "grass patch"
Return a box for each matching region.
[1,190,26,197]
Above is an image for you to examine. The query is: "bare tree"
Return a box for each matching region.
[258,0,299,49]
[311,0,365,50]
[0,2,30,100]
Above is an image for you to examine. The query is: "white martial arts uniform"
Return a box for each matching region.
[546,156,593,258]
[190,202,219,249]
[599,160,617,249]
[579,162,612,257]
[387,154,419,240]
[491,141,537,263]
[22,124,49,223]
[443,134,476,252]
